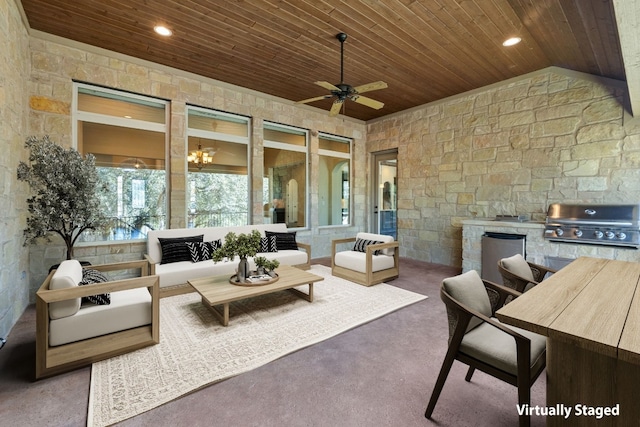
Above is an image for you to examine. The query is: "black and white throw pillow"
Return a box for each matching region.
[353,238,383,255]
[186,240,222,262]
[265,231,298,251]
[80,269,111,305]
[158,235,204,264]
[259,236,278,253]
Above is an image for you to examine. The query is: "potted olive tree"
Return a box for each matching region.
[212,230,262,283]
[17,135,107,260]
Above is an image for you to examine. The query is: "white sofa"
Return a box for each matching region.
[146,223,311,296]
[36,259,159,379]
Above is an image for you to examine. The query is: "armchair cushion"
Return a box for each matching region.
[443,270,492,332]
[355,232,394,255]
[353,238,383,254]
[460,317,547,375]
[501,254,535,281]
[49,260,83,320]
[334,250,396,273]
[49,286,152,347]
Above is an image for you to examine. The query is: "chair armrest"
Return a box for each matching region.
[297,241,311,257]
[442,287,531,344]
[86,260,150,276]
[37,275,159,304]
[528,262,556,282]
[144,254,158,275]
[482,279,522,312]
[332,237,357,257]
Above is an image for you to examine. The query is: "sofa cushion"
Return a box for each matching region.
[49,260,83,320]
[186,240,222,262]
[334,250,396,274]
[159,235,204,264]
[80,269,111,305]
[260,236,278,253]
[49,287,152,347]
[265,230,298,250]
[353,238,383,254]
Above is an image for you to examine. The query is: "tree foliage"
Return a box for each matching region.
[17,135,107,259]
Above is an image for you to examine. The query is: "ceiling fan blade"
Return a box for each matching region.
[352,81,388,94]
[329,100,344,117]
[315,81,341,92]
[351,95,384,110]
[296,94,333,104]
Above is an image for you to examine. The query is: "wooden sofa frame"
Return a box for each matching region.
[331,237,399,286]
[36,260,160,379]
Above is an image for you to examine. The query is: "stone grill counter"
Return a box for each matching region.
[462,219,640,276]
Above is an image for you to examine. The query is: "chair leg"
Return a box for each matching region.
[465,366,475,382]
[517,377,531,427]
[425,352,457,419]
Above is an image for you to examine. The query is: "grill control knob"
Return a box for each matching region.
[594,230,604,239]
[574,230,583,237]
[605,230,615,239]
[617,232,627,240]
[555,228,564,237]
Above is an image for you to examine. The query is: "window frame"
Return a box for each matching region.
[185,105,252,227]
[72,82,170,243]
[263,121,309,231]
[318,132,353,228]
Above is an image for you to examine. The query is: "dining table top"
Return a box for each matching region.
[496,256,640,365]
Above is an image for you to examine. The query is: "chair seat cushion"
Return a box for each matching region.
[334,250,395,274]
[49,287,152,346]
[460,317,546,375]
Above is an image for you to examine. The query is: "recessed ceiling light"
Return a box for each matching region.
[154,25,173,37]
[503,37,522,47]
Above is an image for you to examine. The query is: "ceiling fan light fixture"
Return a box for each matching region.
[154,25,173,37]
[502,36,521,47]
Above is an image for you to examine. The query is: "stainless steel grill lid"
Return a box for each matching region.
[544,203,640,248]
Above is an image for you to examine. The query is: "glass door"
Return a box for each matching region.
[372,151,397,239]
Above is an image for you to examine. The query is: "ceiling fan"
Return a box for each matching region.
[297,32,388,117]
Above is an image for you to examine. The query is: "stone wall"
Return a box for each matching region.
[25,34,368,297]
[0,0,30,339]
[367,68,640,268]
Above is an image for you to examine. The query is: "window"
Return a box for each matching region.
[318,133,352,226]
[263,122,308,228]
[187,106,250,228]
[73,82,169,241]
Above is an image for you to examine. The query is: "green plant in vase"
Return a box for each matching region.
[264,259,280,277]
[212,230,261,282]
[254,256,268,275]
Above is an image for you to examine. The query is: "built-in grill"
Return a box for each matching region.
[544,203,640,248]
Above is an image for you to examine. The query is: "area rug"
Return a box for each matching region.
[87,265,427,426]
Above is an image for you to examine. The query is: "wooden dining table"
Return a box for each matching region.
[496,256,640,426]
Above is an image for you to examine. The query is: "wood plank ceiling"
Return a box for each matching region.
[20,0,626,121]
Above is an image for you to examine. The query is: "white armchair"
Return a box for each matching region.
[36,259,159,379]
[331,232,399,286]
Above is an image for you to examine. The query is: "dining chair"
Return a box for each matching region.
[498,253,556,292]
[425,270,547,427]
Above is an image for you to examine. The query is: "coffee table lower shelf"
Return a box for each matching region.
[188,265,323,327]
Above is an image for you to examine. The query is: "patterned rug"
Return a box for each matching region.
[87,265,427,426]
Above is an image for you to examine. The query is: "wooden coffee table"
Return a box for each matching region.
[188,265,324,326]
